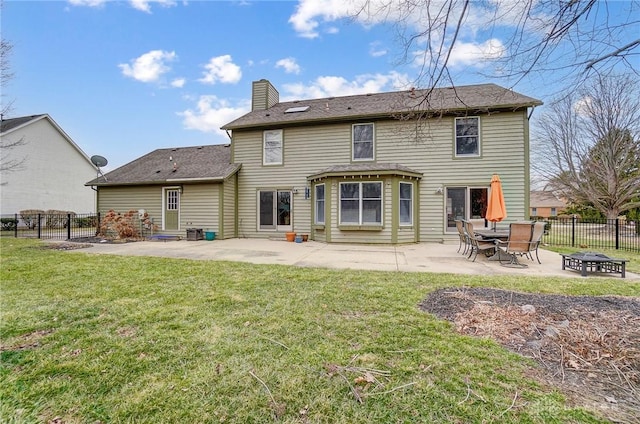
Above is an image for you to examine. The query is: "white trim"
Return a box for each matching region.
[352,123,375,161]
[399,181,413,226]
[263,129,283,165]
[162,186,181,231]
[454,116,481,157]
[339,181,383,225]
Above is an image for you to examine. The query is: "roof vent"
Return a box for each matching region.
[285,106,310,113]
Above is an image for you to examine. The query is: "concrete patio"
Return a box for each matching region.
[62,238,639,279]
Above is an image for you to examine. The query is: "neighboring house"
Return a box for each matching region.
[86,144,240,239]
[91,79,541,244]
[222,79,542,244]
[0,114,97,215]
[529,190,567,218]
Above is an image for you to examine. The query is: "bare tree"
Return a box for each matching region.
[353,1,639,93]
[533,74,640,220]
[0,2,26,174]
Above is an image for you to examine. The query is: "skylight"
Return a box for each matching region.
[284,106,310,113]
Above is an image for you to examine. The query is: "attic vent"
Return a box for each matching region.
[285,106,310,113]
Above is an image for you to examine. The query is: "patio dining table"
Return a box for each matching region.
[473,228,511,262]
[474,228,510,241]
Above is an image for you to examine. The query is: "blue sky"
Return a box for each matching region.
[3,0,638,170]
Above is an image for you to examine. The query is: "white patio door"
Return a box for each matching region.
[259,190,292,232]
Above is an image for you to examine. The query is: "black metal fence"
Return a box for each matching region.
[1,213,100,240]
[539,217,639,252]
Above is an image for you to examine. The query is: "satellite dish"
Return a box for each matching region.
[91,155,108,167]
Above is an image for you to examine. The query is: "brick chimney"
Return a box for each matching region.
[252,79,279,111]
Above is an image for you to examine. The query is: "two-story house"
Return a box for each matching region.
[90,79,541,244]
[222,79,541,243]
[1,114,97,215]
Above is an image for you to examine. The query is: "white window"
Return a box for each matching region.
[399,182,413,226]
[352,123,374,161]
[340,182,382,225]
[532,207,538,216]
[315,184,325,224]
[263,129,283,165]
[551,207,557,216]
[455,117,480,156]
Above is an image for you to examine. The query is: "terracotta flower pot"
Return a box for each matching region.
[285,232,296,242]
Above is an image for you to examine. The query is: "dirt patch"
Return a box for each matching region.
[419,288,640,423]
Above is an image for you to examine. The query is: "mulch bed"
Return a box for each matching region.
[420,287,640,423]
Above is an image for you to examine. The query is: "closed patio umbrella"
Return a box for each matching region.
[486,174,507,231]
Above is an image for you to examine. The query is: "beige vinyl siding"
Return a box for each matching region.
[98,183,224,237]
[233,110,530,244]
[98,186,162,222]
[222,174,237,239]
[179,184,220,236]
[234,125,349,239]
[375,111,529,243]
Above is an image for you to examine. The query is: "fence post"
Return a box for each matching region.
[615,218,620,250]
[571,215,576,247]
[37,214,42,239]
[96,212,101,236]
[67,214,72,240]
[14,213,18,238]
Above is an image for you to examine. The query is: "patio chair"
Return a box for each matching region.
[464,221,496,262]
[495,222,535,267]
[527,221,546,264]
[455,220,470,254]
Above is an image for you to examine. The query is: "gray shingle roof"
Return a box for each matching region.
[308,163,422,181]
[86,144,239,186]
[530,191,567,208]
[1,114,47,134]
[222,83,542,130]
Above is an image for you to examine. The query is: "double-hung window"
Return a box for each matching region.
[455,117,480,156]
[399,182,413,226]
[340,181,382,225]
[263,129,283,165]
[352,123,374,161]
[315,184,325,224]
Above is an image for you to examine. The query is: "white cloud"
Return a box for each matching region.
[573,96,593,116]
[171,78,186,88]
[199,55,242,85]
[178,95,250,138]
[281,71,410,100]
[445,39,505,67]
[369,41,387,58]
[118,50,177,83]
[130,0,177,13]
[275,57,301,74]
[68,0,107,6]
[69,0,177,11]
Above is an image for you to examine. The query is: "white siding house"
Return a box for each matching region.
[0,114,97,215]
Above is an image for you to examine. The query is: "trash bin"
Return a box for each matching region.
[186,228,204,241]
[204,230,216,241]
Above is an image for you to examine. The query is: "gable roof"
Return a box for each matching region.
[0,114,48,133]
[1,114,96,168]
[86,144,239,186]
[530,191,567,208]
[222,83,543,130]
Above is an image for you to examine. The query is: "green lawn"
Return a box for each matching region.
[1,239,638,423]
